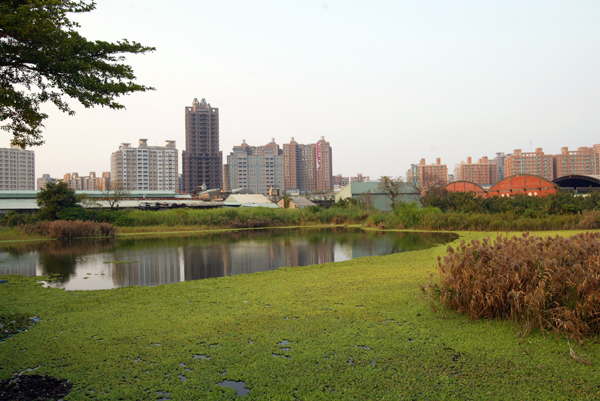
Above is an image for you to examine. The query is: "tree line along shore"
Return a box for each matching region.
[3,187,600,240]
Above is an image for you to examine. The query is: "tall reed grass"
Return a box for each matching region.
[427,232,600,339]
[123,207,370,228]
[18,220,116,239]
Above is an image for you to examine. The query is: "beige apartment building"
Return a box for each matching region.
[110,139,178,191]
[0,145,35,190]
[37,174,52,190]
[63,172,110,191]
[407,158,448,190]
[554,146,600,178]
[454,156,499,186]
[504,148,554,181]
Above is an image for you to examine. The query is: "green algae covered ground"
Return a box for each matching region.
[1,230,599,400]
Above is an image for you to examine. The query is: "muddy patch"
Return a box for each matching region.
[0,375,72,400]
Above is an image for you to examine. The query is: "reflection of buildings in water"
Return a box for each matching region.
[182,239,336,280]
[183,245,226,281]
[285,239,335,267]
[111,247,181,288]
[0,251,38,276]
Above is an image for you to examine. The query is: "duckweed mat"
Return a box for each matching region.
[1,230,599,400]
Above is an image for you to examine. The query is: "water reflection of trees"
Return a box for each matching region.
[0,229,457,288]
[113,228,456,251]
[0,239,117,282]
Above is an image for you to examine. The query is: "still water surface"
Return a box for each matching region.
[0,228,457,290]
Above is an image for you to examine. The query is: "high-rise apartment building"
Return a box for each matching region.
[0,145,35,190]
[407,158,448,190]
[63,172,110,191]
[504,148,554,181]
[333,174,369,187]
[350,173,370,183]
[333,175,350,187]
[182,98,222,192]
[110,139,178,191]
[554,146,600,178]
[283,136,332,192]
[225,139,284,195]
[491,152,511,181]
[454,156,498,186]
[37,174,52,190]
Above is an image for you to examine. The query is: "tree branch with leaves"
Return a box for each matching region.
[0,0,155,147]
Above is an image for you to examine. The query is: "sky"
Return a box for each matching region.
[20,0,600,180]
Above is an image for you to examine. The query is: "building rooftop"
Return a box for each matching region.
[0,190,192,199]
[289,197,317,207]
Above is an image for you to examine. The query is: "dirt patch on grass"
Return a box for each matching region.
[0,375,72,400]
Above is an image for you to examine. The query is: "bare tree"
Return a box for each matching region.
[377,176,408,210]
[103,181,130,210]
[406,171,447,205]
[356,190,374,209]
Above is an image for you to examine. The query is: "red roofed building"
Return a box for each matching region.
[445,181,487,197]
[487,174,557,197]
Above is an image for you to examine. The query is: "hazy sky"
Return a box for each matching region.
[20,0,600,180]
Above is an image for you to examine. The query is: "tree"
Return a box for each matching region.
[280,193,291,209]
[102,180,129,210]
[377,176,409,210]
[36,180,78,220]
[406,171,447,206]
[0,0,155,147]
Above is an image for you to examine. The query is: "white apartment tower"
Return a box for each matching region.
[0,145,35,190]
[110,139,178,191]
[226,139,285,196]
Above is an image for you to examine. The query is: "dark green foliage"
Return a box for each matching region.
[86,208,125,224]
[427,190,600,217]
[416,210,600,231]
[332,197,360,208]
[113,214,136,227]
[0,0,154,147]
[1,210,36,227]
[429,232,600,339]
[56,206,90,221]
[36,181,78,221]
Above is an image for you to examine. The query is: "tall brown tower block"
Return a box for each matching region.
[182,98,223,192]
[283,136,332,192]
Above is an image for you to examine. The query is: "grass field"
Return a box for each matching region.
[1,230,598,400]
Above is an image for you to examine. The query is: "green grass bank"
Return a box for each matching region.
[1,230,599,400]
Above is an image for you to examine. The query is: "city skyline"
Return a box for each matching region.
[14,1,600,181]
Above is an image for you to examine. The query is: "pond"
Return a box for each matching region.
[0,228,457,290]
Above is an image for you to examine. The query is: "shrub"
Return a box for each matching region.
[2,211,36,227]
[427,232,600,339]
[56,206,90,221]
[113,214,136,227]
[17,220,116,239]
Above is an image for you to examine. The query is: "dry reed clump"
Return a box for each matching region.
[428,232,600,339]
[18,220,116,239]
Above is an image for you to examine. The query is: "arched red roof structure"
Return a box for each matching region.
[445,181,487,198]
[487,174,557,197]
